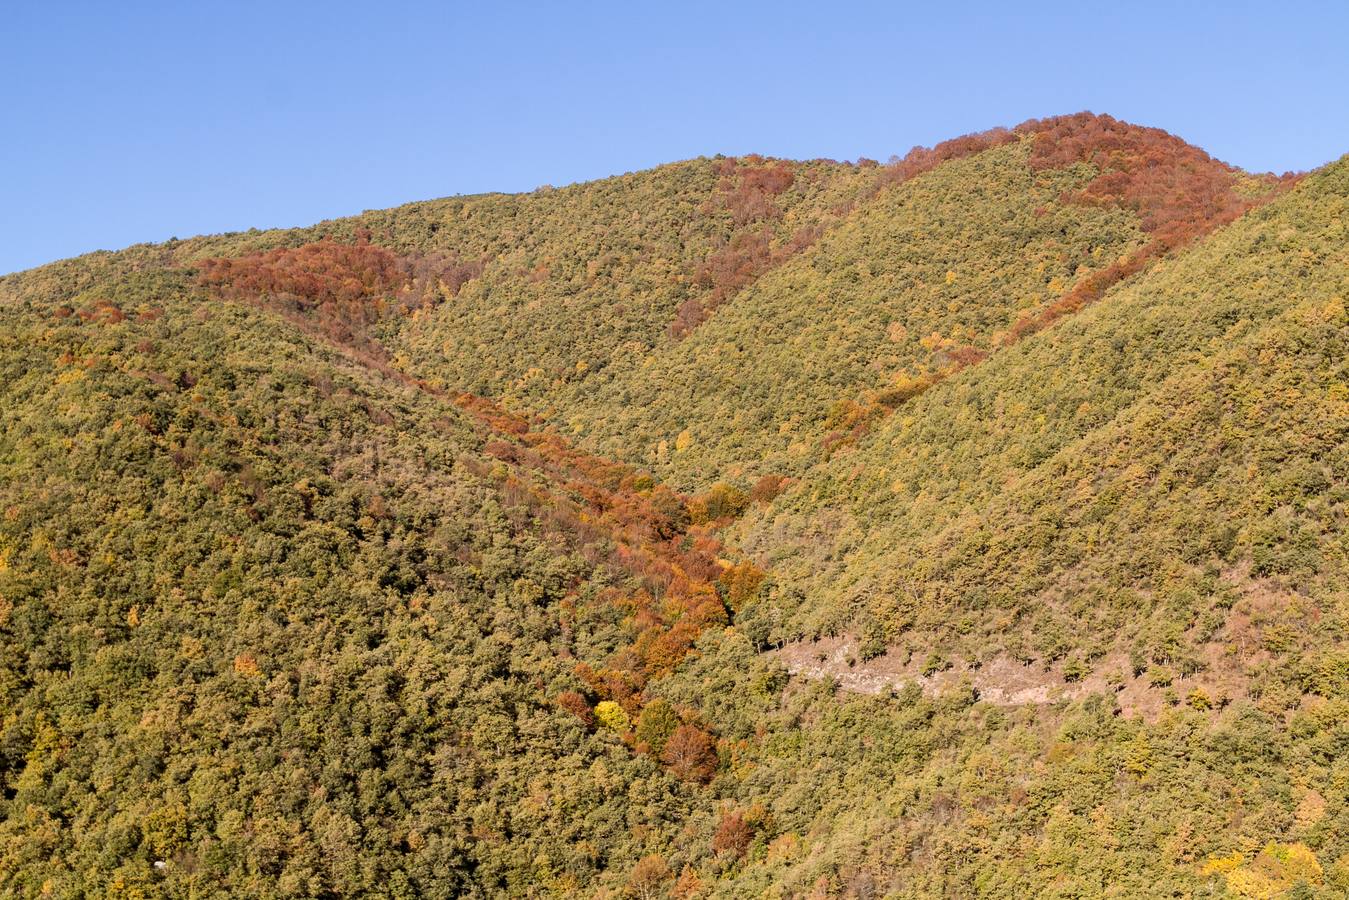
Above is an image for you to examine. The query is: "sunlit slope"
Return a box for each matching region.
[0,118,1338,899]
[557,139,1148,488]
[391,156,874,394]
[510,114,1286,494]
[0,275,711,896]
[737,157,1349,678]
[5,155,873,400]
[7,117,1274,505]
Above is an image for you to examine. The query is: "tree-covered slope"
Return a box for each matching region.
[737,155,1349,708]
[391,114,1285,492]
[546,138,1147,488]
[384,156,876,399]
[1,115,1346,899]
[0,268,744,896]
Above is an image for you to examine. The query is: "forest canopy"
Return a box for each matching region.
[0,114,1345,898]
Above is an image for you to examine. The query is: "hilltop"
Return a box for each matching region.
[2,113,1346,898]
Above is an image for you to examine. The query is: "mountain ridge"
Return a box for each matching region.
[2,114,1347,898]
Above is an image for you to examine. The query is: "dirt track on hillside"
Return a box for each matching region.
[770,636,1253,719]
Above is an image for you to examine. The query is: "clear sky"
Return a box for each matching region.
[4,0,1348,275]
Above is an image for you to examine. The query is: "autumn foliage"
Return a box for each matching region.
[670,114,1252,344]
[711,809,753,857]
[719,561,766,612]
[672,225,822,338]
[1002,112,1295,342]
[749,474,788,503]
[688,482,749,525]
[187,117,1288,790]
[197,235,485,346]
[819,113,1295,457]
[420,391,744,782]
[661,723,719,783]
[626,855,673,900]
[199,235,397,300]
[196,232,757,785]
[1021,112,1276,243]
[430,391,742,780]
[447,394,759,780]
[555,690,595,728]
[669,158,826,339]
[711,156,796,226]
[869,126,1019,197]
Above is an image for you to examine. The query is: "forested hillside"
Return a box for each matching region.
[739,151,1349,695]
[0,273,727,895]
[2,114,1347,898]
[395,113,1288,490]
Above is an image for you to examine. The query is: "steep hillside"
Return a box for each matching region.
[378,155,875,397]
[395,114,1287,491]
[545,137,1145,488]
[738,155,1349,711]
[0,264,748,895]
[2,116,1346,899]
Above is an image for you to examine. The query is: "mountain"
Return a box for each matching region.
[2,113,1346,898]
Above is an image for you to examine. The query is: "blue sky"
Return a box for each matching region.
[3,0,1347,274]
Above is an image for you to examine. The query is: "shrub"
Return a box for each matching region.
[689,483,749,525]
[594,700,630,732]
[661,724,718,783]
[711,810,753,857]
[921,654,949,677]
[555,691,595,728]
[1187,687,1213,711]
[1062,657,1089,683]
[635,699,679,754]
